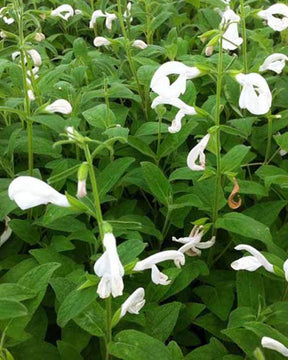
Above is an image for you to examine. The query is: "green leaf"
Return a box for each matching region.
[57,287,97,328]
[220,145,250,173]
[145,302,182,342]
[9,219,40,245]
[236,272,265,310]
[108,330,173,360]
[74,302,106,337]
[141,162,172,207]
[0,299,27,319]
[0,283,36,302]
[128,136,156,159]
[185,338,227,360]
[83,104,116,129]
[215,212,272,245]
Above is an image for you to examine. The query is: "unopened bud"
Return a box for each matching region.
[77,162,88,198]
[205,45,214,57]
[35,32,45,42]
[0,31,7,39]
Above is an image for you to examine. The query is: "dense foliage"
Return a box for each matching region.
[1,0,288,359]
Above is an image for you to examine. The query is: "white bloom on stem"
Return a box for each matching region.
[51,4,74,21]
[45,99,72,114]
[12,49,42,67]
[283,259,288,282]
[0,7,15,24]
[0,31,6,39]
[28,89,35,101]
[66,126,75,140]
[27,66,39,79]
[220,7,243,50]
[120,288,145,318]
[133,250,185,285]
[231,244,274,273]
[259,53,288,74]
[236,73,272,115]
[77,179,87,198]
[151,61,200,98]
[258,4,288,32]
[187,134,210,171]
[89,10,117,30]
[0,217,12,247]
[94,233,124,298]
[124,2,133,22]
[93,36,111,47]
[132,40,148,49]
[8,176,70,210]
[172,225,215,256]
[261,337,288,357]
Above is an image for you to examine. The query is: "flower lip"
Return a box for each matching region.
[120,287,145,318]
[261,337,288,357]
[133,250,185,271]
[259,53,288,74]
[187,133,210,171]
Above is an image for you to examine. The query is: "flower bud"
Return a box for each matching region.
[77,162,88,198]
[0,31,7,39]
[132,40,148,49]
[35,32,45,42]
[205,45,214,57]
[93,36,111,47]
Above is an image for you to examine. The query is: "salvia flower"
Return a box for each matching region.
[259,53,288,74]
[8,176,70,210]
[236,73,272,115]
[124,2,133,22]
[89,10,117,30]
[35,32,45,42]
[172,225,215,256]
[220,7,243,51]
[77,162,88,199]
[0,217,12,247]
[120,288,145,318]
[258,4,288,32]
[231,244,274,273]
[94,233,124,298]
[12,49,42,67]
[45,99,72,114]
[187,134,210,171]
[261,337,288,357]
[93,36,111,47]
[133,250,185,285]
[0,7,15,24]
[132,40,148,49]
[51,4,74,21]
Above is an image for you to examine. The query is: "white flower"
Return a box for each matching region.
[151,61,200,98]
[94,233,124,298]
[231,244,274,273]
[66,126,75,140]
[28,89,35,101]
[132,40,148,49]
[105,13,117,30]
[259,53,288,74]
[172,225,215,256]
[220,7,243,51]
[187,134,210,171]
[77,179,87,198]
[0,31,6,38]
[124,2,133,22]
[258,4,288,32]
[51,4,74,21]
[284,259,288,282]
[236,73,272,115]
[261,337,288,357]
[0,217,12,247]
[280,149,288,157]
[133,250,185,286]
[120,288,145,318]
[27,66,39,79]
[12,49,42,67]
[0,7,15,24]
[8,176,70,210]
[45,99,72,114]
[89,10,117,30]
[75,9,82,15]
[93,36,111,47]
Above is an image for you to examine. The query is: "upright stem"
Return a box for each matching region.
[105,296,112,360]
[240,0,248,73]
[17,0,33,176]
[212,35,224,230]
[117,0,148,120]
[265,117,273,164]
[83,144,104,239]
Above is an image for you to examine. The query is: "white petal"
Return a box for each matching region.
[261,337,288,357]
[93,36,111,47]
[133,250,185,271]
[45,99,72,114]
[187,134,210,171]
[0,217,12,246]
[120,287,145,318]
[132,40,148,49]
[259,53,288,74]
[151,265,171,285]
[233,244,274,273]
[51,5,74,21]
[258,4,288,31]
[27,49,42,67]
[168,110,185,134]
[89,10,105,28]
[231,256,263,271]
[8,176,70,210]
[284,259,288,282]
[105,13,117,30]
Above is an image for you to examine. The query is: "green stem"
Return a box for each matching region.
[265,117,273,164]
[117,0,148,120]
[240,0,248,73]
[83,143,104,239]
[17,0,33,176]
[105,296,112,360]
[156,116,162,158]
[212,35,224,230]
